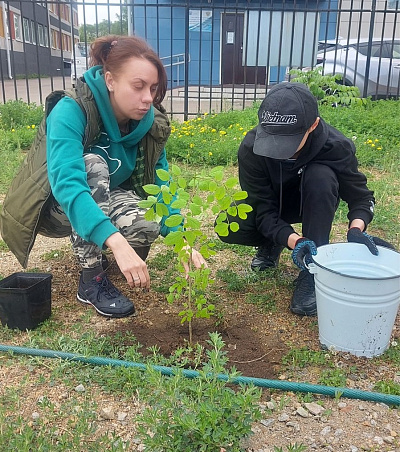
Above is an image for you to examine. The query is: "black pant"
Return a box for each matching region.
[218,163,340,248]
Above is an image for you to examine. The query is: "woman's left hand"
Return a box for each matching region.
[181,246,208,275]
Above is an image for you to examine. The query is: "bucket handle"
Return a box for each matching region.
[305,261,317,274]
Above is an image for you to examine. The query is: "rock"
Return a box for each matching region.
[320,426,332,436]
[383,436,394,444]
[260,419,275,427]
[266,401,275,410]
[304,402,324,416]
[296,407,310,418]
[32,411,40,421]
[286,421,300,431]
[338,402,347,409]
[278,413,289,422]
[373,436,384,445]
[349,446,358,452]
[99,407,115,420]
[74,384,85,392]
[117,411,128,421]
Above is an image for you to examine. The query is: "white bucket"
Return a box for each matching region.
[307,243,400,358]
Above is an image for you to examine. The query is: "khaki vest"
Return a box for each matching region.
[0,78,170,267]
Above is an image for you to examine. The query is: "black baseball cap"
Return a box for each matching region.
[253,82,319,159]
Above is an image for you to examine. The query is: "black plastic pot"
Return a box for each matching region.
[0,273,52,330]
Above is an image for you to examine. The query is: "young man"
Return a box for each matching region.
[217,82,393,316]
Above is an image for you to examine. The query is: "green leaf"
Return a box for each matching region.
[192,195,203,206]
[169,181,178,195]
[156,168,170,181]
[144,209,156,222]
[162,191,173,205]
[214,223,229,237]
[237,203,253,219]
[189,203,202,216]
[208,180,217,191]
[155,203,169,217]
[171,199,187,209]
[137,199,156,209]
[185,216,201,229]
[207,194,215,203]
[142,184,161,195]
[227,206,238,217]
[215,211,227,222]
[178,177,187,189]
[232,190,248,201]
[225,177,238,189]
[215,186,226,200]
[171,164,181,176]
[212,205,221,215]
[229,221,239,232]
[164,230,183,246]
[219,196,231,210]
[165,214,184,227]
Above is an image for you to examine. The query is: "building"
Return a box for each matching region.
[0,0,79,79]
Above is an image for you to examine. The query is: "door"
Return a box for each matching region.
[221,12,266,86]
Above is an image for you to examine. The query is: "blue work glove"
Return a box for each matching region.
[292,237,318,270]
[347,227,396,256]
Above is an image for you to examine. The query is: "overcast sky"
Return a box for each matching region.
[78,0,124,25]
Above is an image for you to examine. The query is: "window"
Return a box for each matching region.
[23,17,30,43]
[38,23,45,46]
[44,26,49,47]
[31,20,36,44]
[13,13,22,41]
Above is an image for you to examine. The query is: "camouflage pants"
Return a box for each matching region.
[39,154,160,268]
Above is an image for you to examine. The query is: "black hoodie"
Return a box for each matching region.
[238,118,375,247]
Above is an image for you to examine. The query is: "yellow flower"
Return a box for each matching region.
[203,112,209,116]
[189,143,195,148]
[219,130,227,135]
[211,129,216,133]
[197,117,202,121]
[208,152,213,156]
[11,128,15,132]
[367,139,373,144]
[377,147,382,150]
[239,127,244,131]
[27,125,31,129]
[374,139,379,142]
[242,131,247,136]
[31,124,36,129]
[371,144,375,147]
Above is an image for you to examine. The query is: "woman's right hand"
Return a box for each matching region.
[105,232,150,289]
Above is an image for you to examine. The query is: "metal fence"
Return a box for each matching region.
[0,0,399,119]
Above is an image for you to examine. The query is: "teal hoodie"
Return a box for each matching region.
[46,66,176,249]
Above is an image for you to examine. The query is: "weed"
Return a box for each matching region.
[282,347,332,369]
[147,249,176,271]
[245,292,277,312]
[274,442,308,451]
[41,248,65,261]
[137,332,262,452]
[216,268,248,291]
[374,380,400,396]
[318,368,347,387]
[0,240,9,252]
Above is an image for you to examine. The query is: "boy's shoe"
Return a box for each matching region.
[290,270,317,316]
[77,272,135,318]
[251,242,284,271]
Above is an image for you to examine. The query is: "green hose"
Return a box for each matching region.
[1,343,399,406]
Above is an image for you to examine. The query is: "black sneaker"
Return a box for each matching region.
[290,270,317,316]
[77,272,135,318]
[251,242,284,271]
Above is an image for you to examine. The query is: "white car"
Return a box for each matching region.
[316,38,400,98]
[71,42,89,87]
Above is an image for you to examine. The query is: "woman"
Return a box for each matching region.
[0,35,206,318]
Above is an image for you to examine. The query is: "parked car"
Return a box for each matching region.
[71,42,89,87]
[316,38,400,98]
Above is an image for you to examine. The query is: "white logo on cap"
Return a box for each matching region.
[261,110,297,125]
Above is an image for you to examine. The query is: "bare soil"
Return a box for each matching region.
[1,233,400,451]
